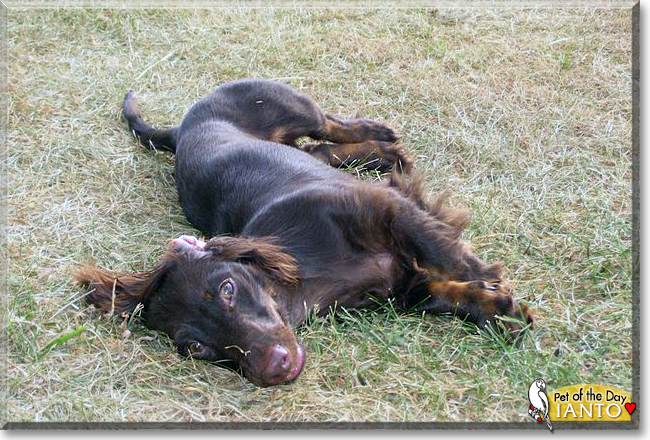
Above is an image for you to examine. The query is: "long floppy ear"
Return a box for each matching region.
[205,236,300,285]
[75,261,173,314]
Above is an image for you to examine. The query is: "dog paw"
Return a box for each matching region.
[356,119,399,143]
[472,280,534,342]
[503,301,534,339]
[376,142,414,173]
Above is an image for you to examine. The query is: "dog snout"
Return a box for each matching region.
[263,345,292,382]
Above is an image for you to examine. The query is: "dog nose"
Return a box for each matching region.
[263,345,292,380]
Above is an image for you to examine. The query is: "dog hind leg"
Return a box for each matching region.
[302,140,413,173]
[321,114,399,144]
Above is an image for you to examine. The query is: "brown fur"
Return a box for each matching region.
[204,236,300,286]
[76,262,171,315]
[77,79,533,387]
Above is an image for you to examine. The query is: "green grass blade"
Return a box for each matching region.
[37,327,87,360]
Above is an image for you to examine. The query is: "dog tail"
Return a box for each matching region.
[122,91,179,153]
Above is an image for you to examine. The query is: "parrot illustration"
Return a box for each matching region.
[528,378,553,432]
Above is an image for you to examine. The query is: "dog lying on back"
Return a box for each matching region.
[76,79,532,387]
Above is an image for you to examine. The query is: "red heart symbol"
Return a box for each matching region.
[625,402,636,415]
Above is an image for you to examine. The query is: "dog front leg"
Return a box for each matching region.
[418,279,533,341]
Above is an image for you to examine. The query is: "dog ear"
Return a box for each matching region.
[205,236,300,285]
[75,261,173,314]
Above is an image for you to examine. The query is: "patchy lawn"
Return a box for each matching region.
[5,6,633,424]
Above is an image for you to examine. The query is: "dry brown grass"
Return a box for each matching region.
[4,5,634,425]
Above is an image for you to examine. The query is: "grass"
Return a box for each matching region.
[4,6,633,424]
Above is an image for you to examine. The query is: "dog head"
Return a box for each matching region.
[76,235,305,387]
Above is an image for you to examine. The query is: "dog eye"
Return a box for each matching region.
[187,341,206,357]
[219,278,236,304]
